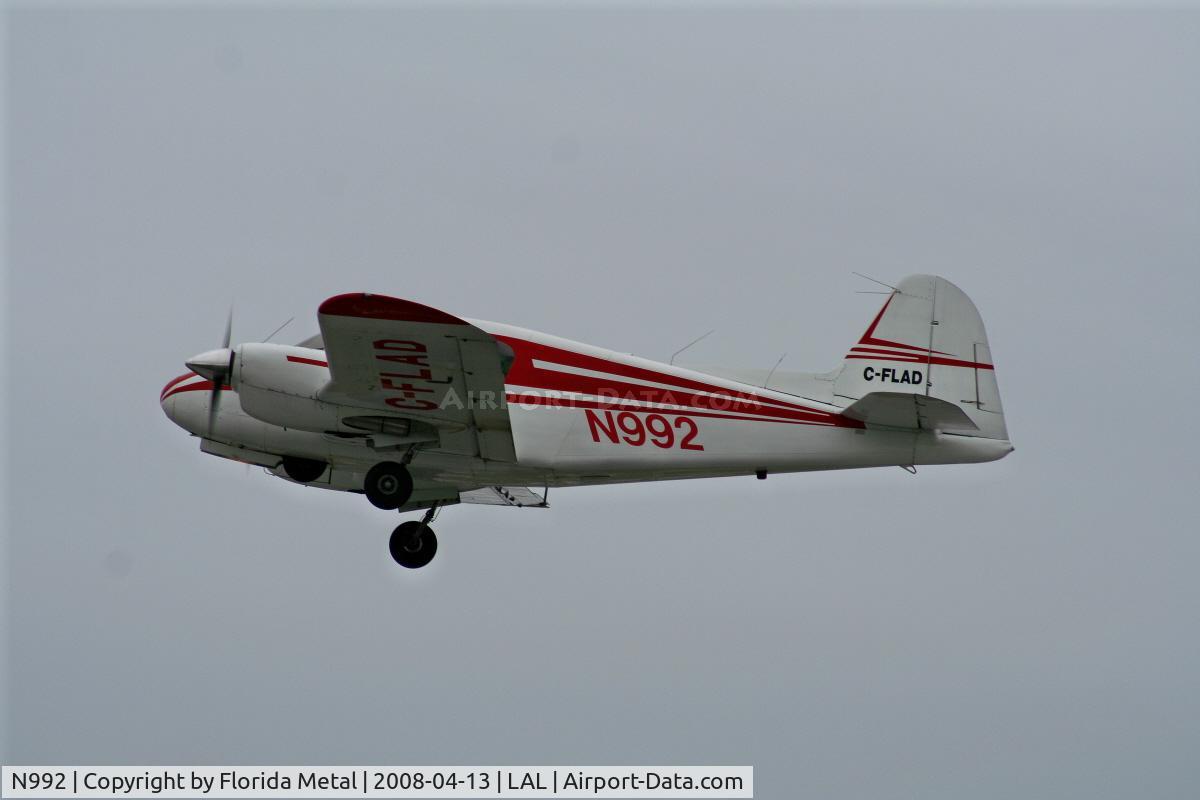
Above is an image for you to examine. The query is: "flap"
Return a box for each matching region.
[459,486,548,508]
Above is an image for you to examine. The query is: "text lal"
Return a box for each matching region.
[508,772,547,789]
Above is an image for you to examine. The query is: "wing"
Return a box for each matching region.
[317,293,516,460]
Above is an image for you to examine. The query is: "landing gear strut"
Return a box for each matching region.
[364,461,413,510]
[389,505,438,569]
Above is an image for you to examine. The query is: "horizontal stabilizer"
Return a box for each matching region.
[842,392,979,432]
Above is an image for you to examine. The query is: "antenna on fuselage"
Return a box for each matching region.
[261,316,295,344]
[763,352,787,389]
[852,271,898,294]
[669,329,715,366]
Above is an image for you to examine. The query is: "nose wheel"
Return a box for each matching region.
[389,520,437,569]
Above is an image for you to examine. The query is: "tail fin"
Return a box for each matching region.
[834,275,1008,441]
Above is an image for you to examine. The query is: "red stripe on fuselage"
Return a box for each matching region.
[510,370,848,425]
[505,392,865,429]
[161,380,232,401]
[160,372,197,400]
[496,335,837,418]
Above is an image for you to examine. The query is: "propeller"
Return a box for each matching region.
[185,305,236,437]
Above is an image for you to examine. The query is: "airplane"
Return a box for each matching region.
[161,274,1012,568]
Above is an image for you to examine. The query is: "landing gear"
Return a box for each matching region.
[389,520,437,569]
[368,457,437,568]
[364,461,413,509]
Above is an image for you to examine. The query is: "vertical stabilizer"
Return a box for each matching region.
[834,275,1008,441]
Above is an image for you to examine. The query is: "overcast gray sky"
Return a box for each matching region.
[4,4,1199,798]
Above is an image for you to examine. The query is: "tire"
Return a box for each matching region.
[364,461,413,510]
[389,521,437,568]
[281,455,327,483]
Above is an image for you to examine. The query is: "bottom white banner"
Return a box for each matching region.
[1,767,752,799]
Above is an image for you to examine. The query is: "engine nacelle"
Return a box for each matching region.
[234,343,342,433]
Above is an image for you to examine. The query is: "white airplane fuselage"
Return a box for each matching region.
[161,275,1012,566]
[161,319,1011,502]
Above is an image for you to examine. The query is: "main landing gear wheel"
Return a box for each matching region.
[364,461,413,510]
[389,521,437,569]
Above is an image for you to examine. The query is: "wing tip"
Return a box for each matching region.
[319,293,468,326]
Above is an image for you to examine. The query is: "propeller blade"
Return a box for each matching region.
[198,305,236,438]
[221,304,233,349]
[203,349,235,438]
[206,382,221,437]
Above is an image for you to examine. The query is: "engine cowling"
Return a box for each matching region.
[234,343,343,433]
